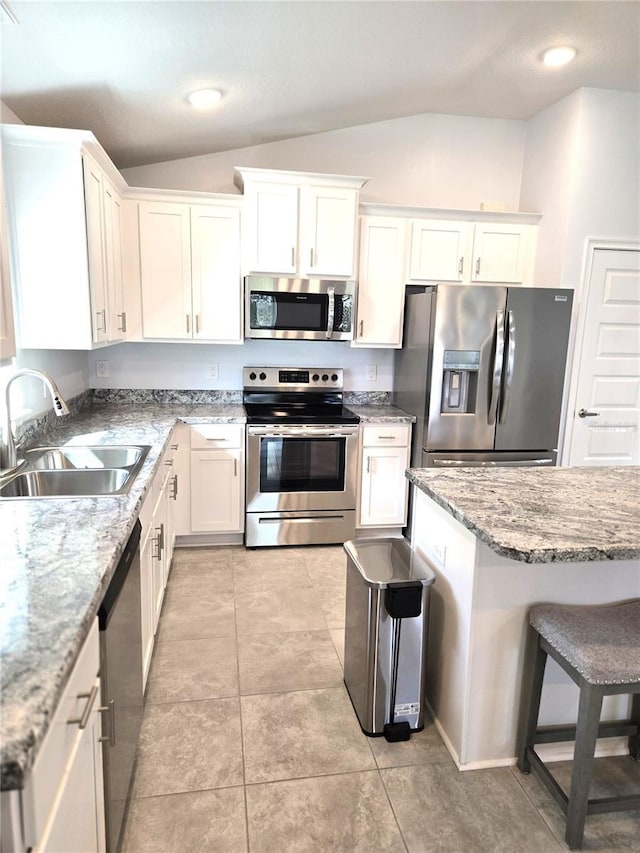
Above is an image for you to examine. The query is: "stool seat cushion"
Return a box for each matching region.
[529,599,640,685]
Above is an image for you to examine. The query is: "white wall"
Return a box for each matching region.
[123,111,527,211]
[87,340,394,393]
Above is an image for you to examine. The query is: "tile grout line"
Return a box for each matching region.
[232,547,252,853]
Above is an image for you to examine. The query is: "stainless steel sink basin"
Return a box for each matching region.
[24,445,145,470]
[0,469,132,498]
[0,444,151,499]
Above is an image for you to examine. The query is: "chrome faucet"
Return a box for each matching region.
[1,369,70,475]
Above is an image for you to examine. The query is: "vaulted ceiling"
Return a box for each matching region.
[2,1,639,169]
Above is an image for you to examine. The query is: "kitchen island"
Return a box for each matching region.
[407,466,640,770]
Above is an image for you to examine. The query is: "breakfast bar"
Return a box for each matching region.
[407,466,640,770]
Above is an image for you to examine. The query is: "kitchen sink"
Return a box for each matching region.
[0,445,151,499]
[24,445,146,470]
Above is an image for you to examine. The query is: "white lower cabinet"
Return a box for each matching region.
[358,425,411,528]
[18,621,106,853]
[189,424,244,534]
[139,434,179,690]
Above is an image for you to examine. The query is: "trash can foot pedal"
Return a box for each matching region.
[383,721,411,742]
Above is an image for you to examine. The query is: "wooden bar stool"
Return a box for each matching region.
[517,599,640,850]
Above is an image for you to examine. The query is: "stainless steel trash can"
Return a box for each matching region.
[343,537,435,737]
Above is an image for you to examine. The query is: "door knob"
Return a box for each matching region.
[578,408,600,418]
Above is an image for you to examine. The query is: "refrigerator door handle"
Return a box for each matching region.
[499,310,516,424]
[488,310,505,425]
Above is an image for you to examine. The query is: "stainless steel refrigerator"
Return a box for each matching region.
[393,285,574,468]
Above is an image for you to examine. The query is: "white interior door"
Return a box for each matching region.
[568,247,640,466]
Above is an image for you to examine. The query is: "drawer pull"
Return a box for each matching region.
[67,684,98,730]
[98,699,116,746]
[377,435,396,440]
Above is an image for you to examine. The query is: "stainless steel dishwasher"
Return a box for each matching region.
[98,519,143,852]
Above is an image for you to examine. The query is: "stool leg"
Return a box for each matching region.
[517,630,547,773]
[565,683,603,850]
[629,693,640,760]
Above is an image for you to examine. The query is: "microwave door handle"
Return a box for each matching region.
[488,309,505,425]
[499,310,516,424]
[326,286,335,339]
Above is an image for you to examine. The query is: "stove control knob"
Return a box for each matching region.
[249,372,257,381]
[312,373,319,381]
[322,373,329,382]
[259,372,267,381]
[331,373,338,382]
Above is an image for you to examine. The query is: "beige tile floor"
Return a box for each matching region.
[121,545,639,852]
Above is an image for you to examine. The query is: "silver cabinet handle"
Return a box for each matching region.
[359,319,364,337]
[67,685,98,730]
[475,258,481,276]
[170,443,179,450]
[165,458,173,467]
[377,435,396,440]
[195,314,200,334]
[98,699,116,745]
[96,309,106,332]
[171,473,178,500]
[309,248,315,267]
[578,408,600,418]
[458,257,464,276]
[206,437,228,441]
[186,314,191,334]
[291,247,295,267]
[233,458,238,477]
[366,455,371,473]
[117,312,127,333]
[153,525,164,560]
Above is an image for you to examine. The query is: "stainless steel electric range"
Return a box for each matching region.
[243,367,360,547]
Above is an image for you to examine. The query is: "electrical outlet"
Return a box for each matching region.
[209,364,219,380]
[95,360,109,378]
[432,543,447,565]
[366,364,377,381]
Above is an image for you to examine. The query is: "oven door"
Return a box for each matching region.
[246,425,359,512]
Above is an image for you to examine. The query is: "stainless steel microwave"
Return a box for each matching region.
[245,276,356,341]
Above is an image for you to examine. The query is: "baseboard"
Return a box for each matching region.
[175,533,244,547]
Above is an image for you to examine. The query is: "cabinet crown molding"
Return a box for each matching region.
[359,202,541,225]
[234,166,369,192]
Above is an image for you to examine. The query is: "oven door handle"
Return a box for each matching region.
[248,427,358,438]
[326,285,335,339]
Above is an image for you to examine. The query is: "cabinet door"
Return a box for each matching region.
[243,182,298,274]
[190,449,243,533]
[82,156,108,344]
[33,676,106,853]
[103,178,126,342]
[172,425,191,536]
[471,223,532,284]
[409,219,473,282]
[139,202,192,339]
[355,216,408,347]
[191,205,242,342]
[151,497,166,630]
[299,186,358,277]
[359,446,410,527]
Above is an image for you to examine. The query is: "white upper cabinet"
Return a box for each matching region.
[407,215,538,286]
[354,216,409,348]
[2,125,127,349]
[137,196,242,343]
[235,167,368,278]
[410,219,473,283]
[0,142,16,363]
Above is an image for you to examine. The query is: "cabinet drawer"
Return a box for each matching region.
[362,425,410,447]
[23,620,100,846]
[190,424,244,450]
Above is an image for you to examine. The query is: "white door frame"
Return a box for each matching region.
[561,237,640,466]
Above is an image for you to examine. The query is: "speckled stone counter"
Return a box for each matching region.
[0,401,246,791]
[407,466,640,563]
[349,403,414,423]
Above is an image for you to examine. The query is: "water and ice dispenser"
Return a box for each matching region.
[440,350,480,413]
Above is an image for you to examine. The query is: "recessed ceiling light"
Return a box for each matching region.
[187,89,223,109]
[541,46,577,67]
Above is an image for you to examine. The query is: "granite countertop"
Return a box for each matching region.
[407,466,640,564]
[1,398,410,791]
[0,401,246,792]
